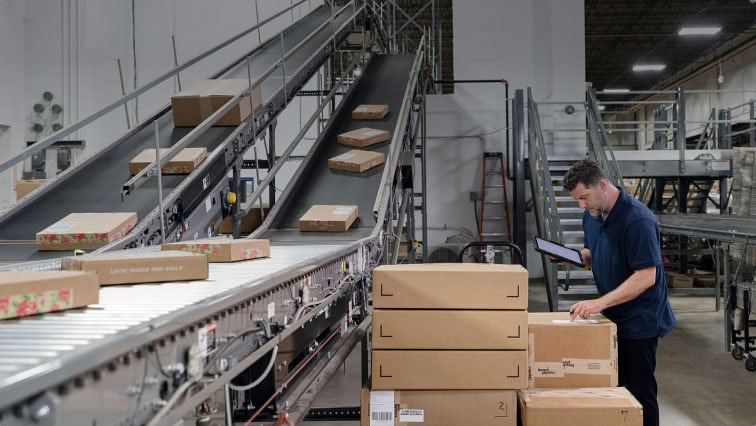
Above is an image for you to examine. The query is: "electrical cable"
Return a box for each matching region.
[203,325,264,376]
[227,345,279,391]
[144,380,194,426]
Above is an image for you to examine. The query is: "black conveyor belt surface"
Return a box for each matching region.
[0,6,349,263]
[261,54,414,243]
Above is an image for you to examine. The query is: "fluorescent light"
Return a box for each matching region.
[603,88,630,93]
[679,27,721,36]
[633,64,666,72]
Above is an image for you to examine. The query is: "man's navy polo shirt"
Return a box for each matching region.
[583,187,676,340]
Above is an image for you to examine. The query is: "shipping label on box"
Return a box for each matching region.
[352,104,389,120]
[373,309,527,350]
[0,271,99,320]
[328,149,385,173]
[338,127,390,147]
[518,388,642,426]
[372,263,527,309]
[162,238,270,262]
[61,250,208,285]
[36,213,138,251]
[129,147,208,175]
[371,350,528,390]
[298,205,358,232]
[527,313,618,388]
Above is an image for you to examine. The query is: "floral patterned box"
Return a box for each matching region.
[299,205,358,232]
[129,147,208,175]
[36,212,138,251]
[0,271,99,320]
[328,150,385,173]
[161,238,270,263]
[61,250,208,285]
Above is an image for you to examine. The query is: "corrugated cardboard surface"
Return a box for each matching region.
[328,150,385,173]
[360,388,517,426]
[129,148,208,175]
[519,388,642,426]
[337,127,390,147]
[219,204,270,234]
[171,79,261,127]
[0,271,99,320]
[352,104,389,120]
[161,239,270,262]
[61,251,208,285]
[298,205,358,232]
[372,350,528,390]
[16,179,48,200]
[373,310,527,350]
[372,263,527,309]
[527,313,618,388]
[36,212,138,251]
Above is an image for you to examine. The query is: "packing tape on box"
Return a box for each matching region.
[520,388,642,408]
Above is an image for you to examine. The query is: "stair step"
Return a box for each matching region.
[483,216,506,220]
[552,186,565,192]
[549,165,570,171]
[565,243,584,250]
[480,232,507,237]
[561,230,584,238]
[554,196,577,203]
[558,284,599,295]
[557,270,594,280]
[557,207,584,214]
[560,219,583,226]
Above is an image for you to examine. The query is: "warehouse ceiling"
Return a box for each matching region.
[586,0,756,92]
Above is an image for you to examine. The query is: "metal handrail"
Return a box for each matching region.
[586,87,625,189]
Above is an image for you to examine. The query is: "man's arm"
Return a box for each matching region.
[570,265,656,320]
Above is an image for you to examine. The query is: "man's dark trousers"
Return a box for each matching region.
[618,337,659,426]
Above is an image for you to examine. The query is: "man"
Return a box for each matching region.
[561,159,676,426]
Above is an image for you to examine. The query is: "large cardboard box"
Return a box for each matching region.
[373,310,527,350]
[129,147,208,175]
[519,388,642,426]
[360,388,517,426]
[372,350,528,390]
[37,213,138,251]
[328,150,385,173]
[171,79,262,127]
[0,271,99,320]
[219,204,270,234]
[61,251,208,285]
[16,179,49,200]
[337,127,390,147]
[161,238,269,262]
[298,205,358,232]
[666,272,694,288]
[372,263,527,310]
[527,313,618,388]
[352,104,389,120]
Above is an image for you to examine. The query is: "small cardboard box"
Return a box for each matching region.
[519,388,643,426]
[337,127,390,147]
[161,238,270,262]
[666,272,694,288]
[328,150,385,173]
[171,79,262,127]
[219,204,270,234]
[346,30,370,46]
[61,251,208,285]
[129,147,208,175]
[0,271,99,320]
[360,388,517,426]
[37,213,138,251]
[527,313,618,389]
[372,263,527,310]
[16,179,49,200]
[298,205,358,232]
[352,104,389,120]
[373,309,527,350]
[372,350,528,390]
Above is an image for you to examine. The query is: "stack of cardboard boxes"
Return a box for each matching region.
[363,263,528,426]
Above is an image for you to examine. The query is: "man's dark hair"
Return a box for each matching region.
[562,159,609,192]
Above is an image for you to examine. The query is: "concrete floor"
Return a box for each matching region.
[215,279,756,425]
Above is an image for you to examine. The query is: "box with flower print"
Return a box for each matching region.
[0,271,99,321]
[36,212,138,251]
[161,238,270,263]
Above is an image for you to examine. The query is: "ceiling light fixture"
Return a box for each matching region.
[678,27,721,36]
[717,62,725,85]
[603,88,630,93]
[633,64,666,72]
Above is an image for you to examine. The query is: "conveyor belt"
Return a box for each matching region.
[0,6,350,263]
[657,213,756,243]
[258,54,415,243]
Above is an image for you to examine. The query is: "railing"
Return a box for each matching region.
[586,87,625,189]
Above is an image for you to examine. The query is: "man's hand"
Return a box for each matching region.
[569,298,607,321]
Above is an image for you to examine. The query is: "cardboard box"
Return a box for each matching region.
[129,147,208,175]
[372,350,528,390]
[372,263,527,310]
[219,204,270,234]
[360,388,516,426]
[666,272,694,288]
[161,238,270,262]
[171,79,262,127]
[16,179,49,200]
[352,104,389,120]
[373,309,527,350]
[693,274,722,288]
[337,127,390,147]
[519,388,642,426]
[0,271,99,320]
[37,212,138,251]
[328,150,385,173]
[346,30,370,46]
[298,205,358,232]
[61,251,208,285]
[527,313,618,388]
